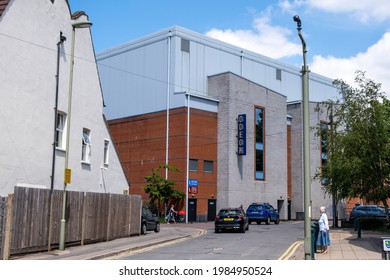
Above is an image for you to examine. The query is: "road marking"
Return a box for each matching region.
[107,228,206,259]
[278,241,303,260]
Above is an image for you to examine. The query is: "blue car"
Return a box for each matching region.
[246,203,280,225]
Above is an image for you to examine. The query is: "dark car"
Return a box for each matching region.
[349,205,387,223]
[246,203,280,225]
[215,207,249,233]
[141,207,160,235]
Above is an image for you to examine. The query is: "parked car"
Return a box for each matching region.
[349,205,388,223]
[246,203,280,225]
[141,207,160,235]
[215,207,249,233]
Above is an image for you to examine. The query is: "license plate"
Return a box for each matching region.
[224,218,234,221]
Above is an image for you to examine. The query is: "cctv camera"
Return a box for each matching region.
[293,15,302,28]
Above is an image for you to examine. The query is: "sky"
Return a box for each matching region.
[68,0,390,96]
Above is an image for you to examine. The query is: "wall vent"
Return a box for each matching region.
[181,38,190,52]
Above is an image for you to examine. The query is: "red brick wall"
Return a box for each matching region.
[108,107,218,219]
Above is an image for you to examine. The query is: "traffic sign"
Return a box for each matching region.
[188,179,198,187]
[64,168,71,184]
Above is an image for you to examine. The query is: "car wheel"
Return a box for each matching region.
[141,223,147,235]
[266,216,270,225]
[154,223,160,233]
[274,217,280,224]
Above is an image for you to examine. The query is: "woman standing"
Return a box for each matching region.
[317,206,330,254]
[167,204,177,224]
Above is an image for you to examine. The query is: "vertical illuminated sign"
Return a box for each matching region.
[237,114,246,155]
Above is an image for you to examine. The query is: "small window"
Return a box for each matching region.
[204,160,213,173]
[81,128,91,163]
[103,140,109,166]
[56,112,66,149]
[189,159,198,172]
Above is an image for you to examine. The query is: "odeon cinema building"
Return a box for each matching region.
[96,26,341,222]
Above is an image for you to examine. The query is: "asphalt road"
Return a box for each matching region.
[115,220,305,260]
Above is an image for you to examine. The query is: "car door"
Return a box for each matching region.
[269,205,277,220]
[144,208,154,230]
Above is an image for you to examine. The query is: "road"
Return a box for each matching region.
[114,220,305,260]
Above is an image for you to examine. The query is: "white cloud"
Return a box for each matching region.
[205,3,390,97]
[205,16,301,59]
[311,32,390,95]
[303,0,390,22]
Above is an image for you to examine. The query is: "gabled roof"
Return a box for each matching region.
[0,1,74,18]
[0,0,10,17]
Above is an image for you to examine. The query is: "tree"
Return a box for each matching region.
[143,164,185,217]
[315,71,390,211]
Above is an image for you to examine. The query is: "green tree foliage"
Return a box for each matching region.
[315,71,390,210]
[143,164,185,217]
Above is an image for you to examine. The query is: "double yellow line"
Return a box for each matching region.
[278,241,303,260]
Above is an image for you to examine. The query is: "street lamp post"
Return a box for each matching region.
[59,20,92,251]
[293,15,312,260]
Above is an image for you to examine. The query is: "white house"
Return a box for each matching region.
[0,0,129,196]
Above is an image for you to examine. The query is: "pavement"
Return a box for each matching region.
[296,226,387,260]
[9,221,388,261]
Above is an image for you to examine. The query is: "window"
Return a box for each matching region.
[103,140,109,166]
[255,107,265,180]
[204,160,213,173]
[81,128,91,163]
[56,112,66,149]
[189,159,198,172]
[320,122,328,185]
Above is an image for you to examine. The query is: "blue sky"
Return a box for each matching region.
[68,0,390,95]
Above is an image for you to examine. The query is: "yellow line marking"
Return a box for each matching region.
[278,241,303,260]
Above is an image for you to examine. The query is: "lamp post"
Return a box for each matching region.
[59,20,92,251]
[293,15,312,260]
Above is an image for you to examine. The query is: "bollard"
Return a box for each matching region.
[356,218,361,238]
[311,222,319,260]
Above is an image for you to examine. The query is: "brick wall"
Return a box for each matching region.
[108,108,218,220]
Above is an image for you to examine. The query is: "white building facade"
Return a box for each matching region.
[0,0,129,196]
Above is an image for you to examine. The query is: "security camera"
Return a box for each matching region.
[59,31,67,43]
[293,15,302,28]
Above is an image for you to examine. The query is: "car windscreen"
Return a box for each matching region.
[219,210,240,216]
[247,205,265,211]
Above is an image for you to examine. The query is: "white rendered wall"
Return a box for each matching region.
[0,0,128,196]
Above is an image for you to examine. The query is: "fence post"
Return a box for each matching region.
[2,194,14,260]
[128,195,132,237]
[47,193,54,251]
[81,192,87,246]
[106,194,112,241]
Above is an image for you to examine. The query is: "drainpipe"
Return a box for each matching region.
[186,94,190,223]
[165,31,171,178]
[240,51,244,76]
[164,31,172,218]
[50,31,66,193]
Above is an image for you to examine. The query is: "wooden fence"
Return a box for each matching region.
[0,187,141,259]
